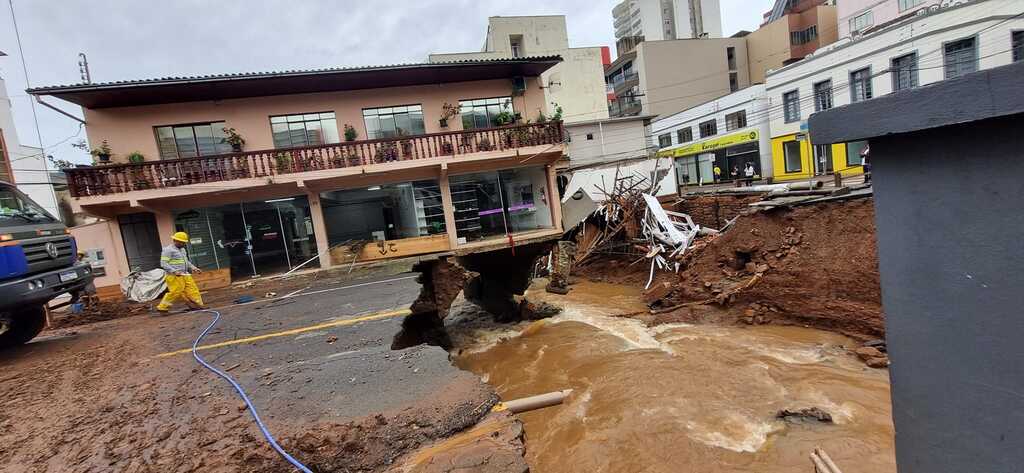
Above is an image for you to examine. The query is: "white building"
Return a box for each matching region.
[765,0,1024,181]
[429,15,610,123]
[0,73,61,220]
[651,84,772,188]
[613,0,723,42]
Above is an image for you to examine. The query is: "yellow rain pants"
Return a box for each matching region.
[156,274,204,311]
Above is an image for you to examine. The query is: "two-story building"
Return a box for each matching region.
[30,57,568,293]
[765,0,1024,181]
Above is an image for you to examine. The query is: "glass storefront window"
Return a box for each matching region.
[319,180,445,246]
[450,167,553,243]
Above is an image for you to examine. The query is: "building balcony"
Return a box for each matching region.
[64,121,565,199]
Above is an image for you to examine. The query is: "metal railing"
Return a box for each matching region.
[65,121,564,197]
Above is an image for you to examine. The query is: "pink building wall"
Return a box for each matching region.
[837,0,941,38]
[83,78,547,164]
[70,220,129,290]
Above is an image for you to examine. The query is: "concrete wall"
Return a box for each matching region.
[837,0,941,38]
[70,220,128,290]
[565,117,651,168]
[871,114,1024,473]
[83,78,547,165]
[746,15,792,84]
[637,38,750,118]
[483,16,569,55]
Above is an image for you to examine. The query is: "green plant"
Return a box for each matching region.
[126,151,145,163]
[343,124,358,141]
[274,153,292,172]
[88,140,112,160]
[374,143,399,162]
[550,103,563,122]
[221,127,245,149]
[440,102,459,128]
[477,136,493,151]
[536,111,547,123]
[493,111,515,126]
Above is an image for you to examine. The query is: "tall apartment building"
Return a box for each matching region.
[430,16,610,123]
[612,0,723,54]
[0,67,62,220]
[838,0,942,38]
[745,0,839,83]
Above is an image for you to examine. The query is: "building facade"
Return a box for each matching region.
[837,0,942,39]
[429,16,610,124]
[651,84,772,188]
[765,0,1024,181]
[31,58,567,293]
[745,0,839,84]
[613,0,723,47]
[0,74,62,220]
[606,37,751,118]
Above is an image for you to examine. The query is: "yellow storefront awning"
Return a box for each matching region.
[656,129,759,158]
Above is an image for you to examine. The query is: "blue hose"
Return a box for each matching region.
[192,310,314,473]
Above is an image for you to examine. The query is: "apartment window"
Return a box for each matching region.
[1015,31,1024,62]
[891,52,919,92]
[677,127,693,143]
[363,104,425,139]
[699,120,717,138]
[850,67,873,103]
[270,112,340,149]
[898,0,924,12]
[813,80,833,112]
[847,140,868,166]
[154,122,231,160]
[510,35,523,58]
[460,97,514,130]
[790,25,818,46]
[726,47,737,70]
[783,90,801,123]
[849,11,873,34]
[944,37,978,79]
[783,140,802,173]
[729,72,739,92]
[725,110,747,131]
[658,133,672,148]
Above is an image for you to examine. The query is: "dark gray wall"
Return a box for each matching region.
[872,114,1024,473]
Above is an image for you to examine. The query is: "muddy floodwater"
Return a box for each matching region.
[449,281,896,473]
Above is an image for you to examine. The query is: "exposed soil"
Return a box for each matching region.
[47,300,150,330]
[580,198,884,341]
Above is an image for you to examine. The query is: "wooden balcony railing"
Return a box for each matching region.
[65,121,564,197]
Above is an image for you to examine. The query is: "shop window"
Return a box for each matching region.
[449,167,553,243]
[846,140,868,166]
[814,80,833,112]
[658,133,672,148]
[725,110,747,131]
[944,37,978,79]
[891,53,919,92]
[783,90,801,123]
[320,180,445,247]
[814,144,834,174]
[677,127,693,143]
[850,67,873,103]
[270,112,340,149]
[783,140,802,173]
[362,105,426,139]
[154,122,232,160]
[460,97,515,130]
[699,120,717,138]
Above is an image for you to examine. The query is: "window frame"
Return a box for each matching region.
[783,140,802,173]
[698,120,717,138]
[729,72,739,92]
[657,133,672,148]
[846,140,868,166]
[459,96,515,130]
[153,121,231,160]
[849,10,874,34]
[362,104,426,139]
[1014,30,1024,63]
[677,127,693,143]
[269,111,340,149]
[943,36,979,80]
[813,79,833,112]
[898,0,924,12]
[849,67,873,103]
[890,52,919,92]
[783,89,801,123]
[725,110,747,131]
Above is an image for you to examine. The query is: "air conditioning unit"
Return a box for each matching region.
[511,76,527,96]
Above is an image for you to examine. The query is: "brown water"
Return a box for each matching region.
[449,281,896,473]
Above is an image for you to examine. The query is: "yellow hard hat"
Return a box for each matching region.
[172,231,189,243]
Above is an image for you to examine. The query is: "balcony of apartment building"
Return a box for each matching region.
[31,58,567,281]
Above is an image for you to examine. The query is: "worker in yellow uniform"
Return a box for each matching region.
[156,232,206,314]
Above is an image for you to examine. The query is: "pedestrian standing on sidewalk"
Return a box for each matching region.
[731,165,741,187]
[744,162,756,186]
[156,232,206,314]
[713,164,722,184]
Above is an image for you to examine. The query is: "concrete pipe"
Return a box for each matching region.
[495,389,574,414]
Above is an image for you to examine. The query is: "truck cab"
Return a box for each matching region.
[0,182,93,349]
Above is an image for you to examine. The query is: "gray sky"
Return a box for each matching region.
[1,0,772,166]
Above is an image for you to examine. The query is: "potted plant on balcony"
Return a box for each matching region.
[274,153,292,173]
[89,140,113,164]
[344,124,358,142]
[439,102,459,129]
[477,136,494,152]
[493,111,515,127]
[127,151,145,164]
[374,143,399,163]
[440,140,454,155]
[222,127,245,152]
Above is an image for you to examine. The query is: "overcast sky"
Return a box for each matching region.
[0,0,772,166]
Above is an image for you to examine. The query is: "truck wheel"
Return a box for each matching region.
[0,307,46,350]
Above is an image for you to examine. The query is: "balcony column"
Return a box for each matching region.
[306,190,333,268]
[154,210,176,246]
[546,164,564,232]
[438,165,460,249]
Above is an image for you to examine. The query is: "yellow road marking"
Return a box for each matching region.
[156,308,412,358]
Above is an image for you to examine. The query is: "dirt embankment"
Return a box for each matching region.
[580,198,884,341]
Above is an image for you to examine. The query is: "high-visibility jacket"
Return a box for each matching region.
[160,244,197,274]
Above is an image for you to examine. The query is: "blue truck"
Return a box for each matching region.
[0,182,93,349]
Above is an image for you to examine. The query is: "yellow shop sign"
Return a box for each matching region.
[656,130,759,158]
